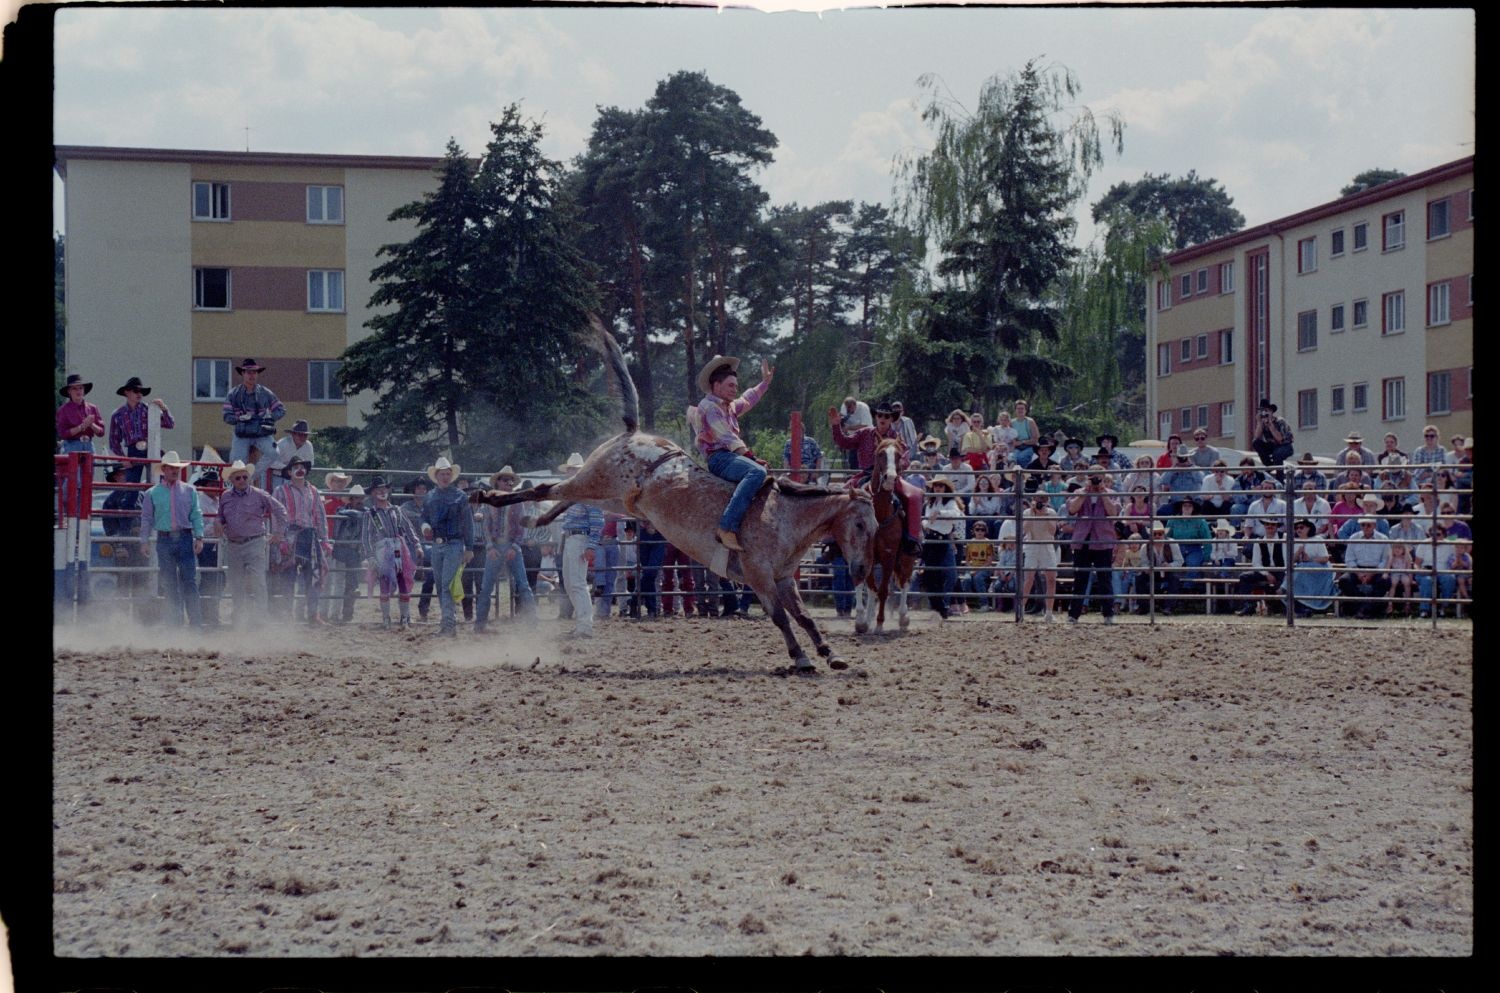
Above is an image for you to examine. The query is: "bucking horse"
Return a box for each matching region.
[470,318,877,674]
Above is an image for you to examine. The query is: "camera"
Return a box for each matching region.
[1089,475,1104,486]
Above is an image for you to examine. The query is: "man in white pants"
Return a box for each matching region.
[555,499,605,639]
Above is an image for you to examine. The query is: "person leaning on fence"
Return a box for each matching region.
[1251,399,1294,468]
[57,373,105,455]
[108,377,174,482]
[920,475,964,619]
[361,476,421,630]
[1285,518,1336,617]
[1066,464,1120,624]
[215,460,289,628]
[222,359,286,468]
[137,452,205,628]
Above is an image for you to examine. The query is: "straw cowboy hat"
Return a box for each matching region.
[426,456,462,482]
[60,373,92,395]
[115,376,152,397]
[236,358,267,373]
[696,355,741,395]
[345,484,366,498]
[1296,452,1320,466]
[917,436,942,453]
[222,460,254,481]
[1343,431,1365,444]
[324,471,353,491]
[1213,519,1235,535]
[557,452,585,474]
[489,465,520,488]
[927,475,956,493]
[158,450,191,470]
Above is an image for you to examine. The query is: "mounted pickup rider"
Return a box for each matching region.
[696,354,774,553]
[829,401,925,558]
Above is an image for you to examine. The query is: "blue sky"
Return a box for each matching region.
[50,4,1474,247]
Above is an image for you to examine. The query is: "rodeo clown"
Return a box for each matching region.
[695,353,774,552]
[828,400,925,558]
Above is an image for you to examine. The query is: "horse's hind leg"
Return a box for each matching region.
[778,577,847,670]
[753,585,814,673]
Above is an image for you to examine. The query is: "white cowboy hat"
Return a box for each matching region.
[557,452,585,473]
[324,471,353,491]
[1213,519,1234,534]
[345,484,365,497]
[158,450,191,470]
[696,355,742,396]
[1343,431,1365,443]
[489,465,519,487]
[222,460,254,481]
[426,456,462,482]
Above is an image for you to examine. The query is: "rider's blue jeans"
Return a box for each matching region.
[708,450,767,534]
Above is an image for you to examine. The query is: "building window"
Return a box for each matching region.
[1297,236,1317,274]
[1382,290,1405,335]
[1156,343,1172,377]
[307,270,345,313]
[192,181,230,221]
[1428,281,1451,326]
[1427,198,1451,240]
[1383,210,1405,251]
[1196,268,1208,294]
[1219,329,1233,364]
[1352,382,1369,413]
[193,358,232,401]
[1180,274,1193,298]
[1382,377,1405,420]
[307,186,345,225]
[1196,404,1209,430]
[1297,389,1318,430]
[1219,261,1234,294]
[1427,371,1452,416]
[1297,309,1318,351]
[1180,407,1193,430]
[1352,222,1368,252]
[193,267,231,310]
[309,361,345,403]
[1196,333,1208,359]
[1157,281,1171,310]
[1352,298,1369,329]
[1158,411,1174,441]
[1330,385,1345,415]
[1330,228,1345,257]
[1330,303,1346,333]
[1220,401,1235,437]
[1180,338,1192,363]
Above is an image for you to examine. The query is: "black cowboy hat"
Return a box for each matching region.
[368,476,390,490]
[1095,433,1119,448]
[60,373,92,396]
[286,419,313,435]
[873,401,896,417]
[116,376,152,397]
[281,456,313,478]
[1257,399,1278,413]
[236,358,268,373]
[1035,437,1056,450]
[1063,437,1085,451]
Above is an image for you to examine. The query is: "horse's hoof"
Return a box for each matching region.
[853,621,869,635]
[827,657,848,670]
[792,657,817,674]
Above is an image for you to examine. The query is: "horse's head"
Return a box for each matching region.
[832,488,878,586]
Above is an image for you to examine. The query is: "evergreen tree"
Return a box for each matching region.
[1091,170,1245,251]
[1341,168,1407,197]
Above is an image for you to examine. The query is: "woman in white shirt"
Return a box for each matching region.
[921,476,966,619]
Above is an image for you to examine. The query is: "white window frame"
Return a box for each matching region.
[1330,303,1346,333]
[1427,371,1452,416]
[1219,261,1234,294]
[1158,411,1174,441]
[1352,221,1368,252]
[1297,389,1318,430]
[1352,382,1369,413]
[1297,236,1317,274]
[193,267,231,310]
[1383,210,1405,251]
[1428,282,1450,327]
[308,360,346,404]
[1330,385,1346,416]
[1382,377,1406,421]
[1330,228,1345,257]
[1297,309,1318,352]
[307,185,345,225]
[1352,298,1369,329]
[1219,329,1233,365]
[193,358,232,402]
[1220,401,1236,438]
[1157,280,1172,310]
[1382,290,1405,336]
[307,269,346,313]
[192,181,231,221]
[1427,198,1451,240]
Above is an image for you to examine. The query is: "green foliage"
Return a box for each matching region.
[1091,171,1245,251]
[1341,168,1407,197]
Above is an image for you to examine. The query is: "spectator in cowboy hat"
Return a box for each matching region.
[1059,437,1091,472]
[475,466,537,632]
[1336,430,1377,467]
[1251,399,1294,468]
[1094,432,1131,472]
[361,475,423,629]
[57,372,105,455]
[323,483,367,624]
[1291,453,1327,494]
[420,456,475,636]
[137,451,205,628]
[216,459,288,628]
[108,376,175,482]
[275,454,332,624]
[221,359,287,468]
[269,419,315,490]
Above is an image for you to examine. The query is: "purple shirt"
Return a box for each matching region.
[696,378,770,459]
[218,485,290,541]
[109,401,175,457]
[56,400,105,442]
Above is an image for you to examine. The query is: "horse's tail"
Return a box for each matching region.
[591,313,640,434]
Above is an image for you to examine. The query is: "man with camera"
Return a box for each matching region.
[222,358,287,468]
[1066,463,1121,624]
[1251,398,1294,468]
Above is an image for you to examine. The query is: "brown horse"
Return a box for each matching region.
[853,438,917,634]
[471,319,877,674]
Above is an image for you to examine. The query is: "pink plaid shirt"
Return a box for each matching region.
[695,378,770,459]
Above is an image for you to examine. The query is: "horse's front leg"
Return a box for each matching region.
[874,559,892,634]
[778,577,846,670]
[853,575,871,634]
[753,584,814,673]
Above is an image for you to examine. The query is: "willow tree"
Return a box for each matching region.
[890,59,1123,414]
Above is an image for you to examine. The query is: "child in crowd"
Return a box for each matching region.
[1385,542,1416,615]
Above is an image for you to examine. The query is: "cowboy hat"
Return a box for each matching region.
[368,475,390,491]
[222,460,254,481]
[1294,518,1315,532]
[872,401,896,417]
[427,456,462,482]
[1063,437,1084,451]
[1213,518,1234,534]
[927,475,955,492]
[236,358,267,373]
[286,419,313,436]
[1257,399,1278,412]
[158,450,191,470]
[115,376,152,397]
[1175,444,1193,459]
[282,455,313,478]
[345,484,366,498]
[60,373,92,395]
[103,462,129,481]
[1095,433,1119,448]
[1035,437,1056,450]
[557,452,585,474]
[1343,431,1365,444]
[917,436,942,453]
[696,355,742,395]
[1360,493,1383,509]
[489,465,519,488]
[1149,522,1167,533]
[193,470,221,487]
[324,471,353,491]
[1296,452,1319,465]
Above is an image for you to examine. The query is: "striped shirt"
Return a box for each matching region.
[109,401,174,457]
[557,502,605,555]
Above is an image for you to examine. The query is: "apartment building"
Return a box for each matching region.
[55,145,444,457]
[1147,156,1473,455]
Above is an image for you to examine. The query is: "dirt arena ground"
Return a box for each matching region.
[52,602,1472,962]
